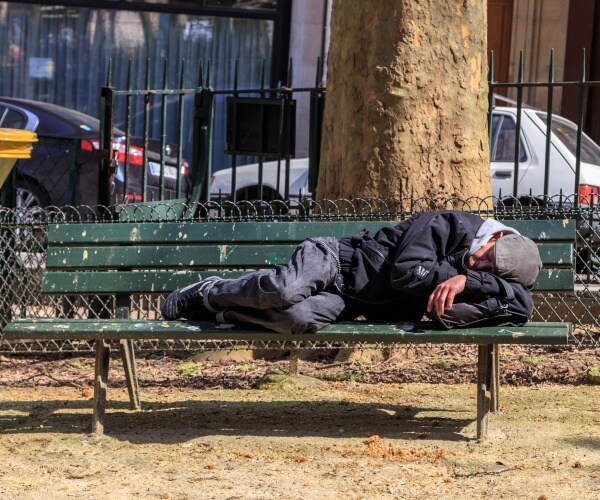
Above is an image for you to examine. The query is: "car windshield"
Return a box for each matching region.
[536,112,600,165]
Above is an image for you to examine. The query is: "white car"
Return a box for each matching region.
[491,106,600,204]
[210,106,600,205]
[210,157,310,202]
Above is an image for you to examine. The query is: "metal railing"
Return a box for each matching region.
[94,53,600,213]
[98,58,326,207]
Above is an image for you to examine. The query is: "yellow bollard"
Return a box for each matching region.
[0,128,38,186]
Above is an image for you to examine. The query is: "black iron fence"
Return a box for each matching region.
[6,53,600,211]
[98,58,325,207]
[92,52,600,214]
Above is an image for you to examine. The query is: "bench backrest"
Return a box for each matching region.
[42,219,576,295]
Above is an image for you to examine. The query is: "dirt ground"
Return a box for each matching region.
[0,345,599,499]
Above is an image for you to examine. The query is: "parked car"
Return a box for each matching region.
[490,106,600,204]
[0,97,189,208]
[210,158,310,202]
[210,106,600,206]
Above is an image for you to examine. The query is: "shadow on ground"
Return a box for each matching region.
[0,398,474,443]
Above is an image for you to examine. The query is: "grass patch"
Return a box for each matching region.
[522,355,549,365]
[67,361,88,370]
[238,364,258,373]
[433,358,464,369]
[176,361,203,376]
[258,370,323,390]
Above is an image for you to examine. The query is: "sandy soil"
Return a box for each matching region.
[0,347,599,499]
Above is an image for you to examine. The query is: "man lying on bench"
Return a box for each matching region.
[161,210,543,334]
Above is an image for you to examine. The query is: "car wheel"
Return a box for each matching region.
[15,179,51,209]
[13,180,50,252]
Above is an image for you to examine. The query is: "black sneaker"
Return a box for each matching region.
[161,276,221,320]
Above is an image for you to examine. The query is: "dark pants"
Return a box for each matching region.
[205,238,360,334]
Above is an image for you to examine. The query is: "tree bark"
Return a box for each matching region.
[318,0,491,203]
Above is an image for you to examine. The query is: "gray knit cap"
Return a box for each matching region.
[495,234,543,288]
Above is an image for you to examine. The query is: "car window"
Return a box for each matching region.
[0,106,6,123]
[1,108,27,129]
[535,112,600,165]
[491,114,528,162]
[32,109,77,136]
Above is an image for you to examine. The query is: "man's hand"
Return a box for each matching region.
[427,275,467,316]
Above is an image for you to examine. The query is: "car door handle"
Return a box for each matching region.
[494,170,513,179]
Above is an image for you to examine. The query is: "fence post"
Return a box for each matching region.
[513,51,524,198]
[574,49,587,207]
[308,89,325,197]
[543,50,555,203]
[189,88,214,205]
[99,85,115,207]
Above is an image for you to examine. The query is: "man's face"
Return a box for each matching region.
[467,239,496,272]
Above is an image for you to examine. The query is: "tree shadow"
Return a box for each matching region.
[0,399,475,443]
[562,436,600,451]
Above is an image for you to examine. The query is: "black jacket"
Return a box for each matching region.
[337,210,534,327]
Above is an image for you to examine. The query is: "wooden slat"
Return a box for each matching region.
[49,221,393,244]
[3,318,570,345]
[48,219,576,245]
[46,242,573,269]
[42,268,574,294]
[532,269,574,291]
[42,270,248,294]
[47,245,300,268]
[113,198,576,240]
[537,243,573,266]
[500,219,576,239]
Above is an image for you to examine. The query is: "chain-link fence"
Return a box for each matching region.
[0,197,598,353]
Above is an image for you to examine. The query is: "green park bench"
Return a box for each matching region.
[3,212,574,440]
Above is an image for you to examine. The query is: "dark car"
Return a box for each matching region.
[0,97,189,208]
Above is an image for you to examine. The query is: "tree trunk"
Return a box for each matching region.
[318,0,490,203]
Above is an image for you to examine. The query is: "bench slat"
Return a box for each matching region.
[501,219,576,239]
[3,318,570,345]
[42,268,574,294]
[48,219,576,245]
[46,245,309,269]
[46,242,573,269]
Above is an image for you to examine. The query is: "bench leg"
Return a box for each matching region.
[93,339,111,436]
[289,347,300,376]
[119,339,141,411]
[490,344,500,413]
[476,344,494,441]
